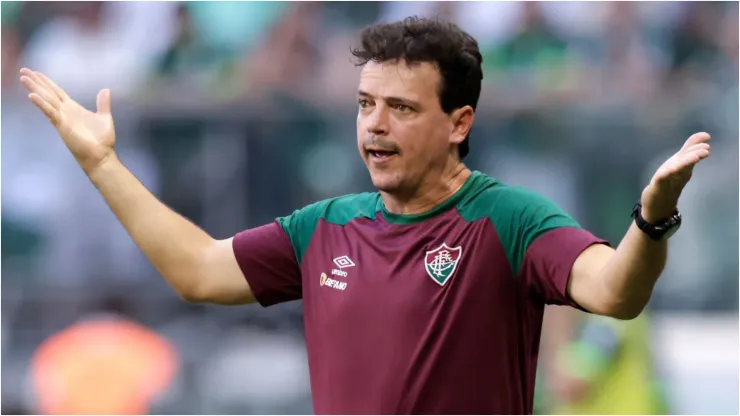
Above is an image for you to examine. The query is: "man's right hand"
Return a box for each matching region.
[20,68,116,174]
[18,68,256,305]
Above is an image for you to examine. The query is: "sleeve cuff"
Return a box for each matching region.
[232,221,302,307]
[523,227,610,309]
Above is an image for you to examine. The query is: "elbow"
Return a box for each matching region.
[609,306,644,320]
[178,289,206,303]
[173,275,212,303]
[171,243,220,304]
[603,296,649,320]
[599,281,653,320]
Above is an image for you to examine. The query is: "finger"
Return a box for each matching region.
[96,89,111,114]
[680,132,711,151]
[686,146,711,162]
[660,144,711,175]
[19,69,54,98]
[19,67,36,79]
[28,93,60,125]
[20,69,62,99]
[20,75,60,109]
[683,142,711,155]
[34,70,70,102]
[675,147,710,171]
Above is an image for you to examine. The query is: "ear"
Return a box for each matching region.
[449,106,475,146]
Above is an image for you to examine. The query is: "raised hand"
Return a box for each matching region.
[19,68,116,173]
[641,132,711,222]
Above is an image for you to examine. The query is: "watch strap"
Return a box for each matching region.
[631,202,681,241]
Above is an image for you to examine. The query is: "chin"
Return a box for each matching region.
[369,170,404,193]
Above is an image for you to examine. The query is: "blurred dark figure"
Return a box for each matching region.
[669,2,736,84]
[1,26,22,90]
[20,1,155,98]
[154,2,325,101]
[478,2,585,153]
[597,2,660,104]
[157,4,219,79]
[244,2,324,96]
[718,6,738,65]
[481,2,575,96]
[70,1,103,30]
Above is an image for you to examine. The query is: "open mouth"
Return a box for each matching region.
[367,149,398,161]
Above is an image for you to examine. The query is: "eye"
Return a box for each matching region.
[393,104,412,112]
[358,99,371,109]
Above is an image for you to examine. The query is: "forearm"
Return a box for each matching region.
[599,222,667,319]
[86,153,216,298]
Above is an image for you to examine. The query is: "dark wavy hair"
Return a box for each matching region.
[351,16,483,159]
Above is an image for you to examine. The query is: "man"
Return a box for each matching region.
[20,17,710,415]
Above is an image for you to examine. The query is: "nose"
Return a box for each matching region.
[366,105,389,136]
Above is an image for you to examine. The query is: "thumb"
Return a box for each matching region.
[96,88,111,114]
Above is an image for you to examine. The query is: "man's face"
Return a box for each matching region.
[356,60,464,196]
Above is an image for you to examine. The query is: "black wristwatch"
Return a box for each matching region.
[631,201,682,241]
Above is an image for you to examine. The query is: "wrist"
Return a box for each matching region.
[640,205,676,224]
[640,188,678,224]
[632,200,682,241]
[85,152,120,181]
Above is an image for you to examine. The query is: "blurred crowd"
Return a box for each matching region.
[1,2,738,414]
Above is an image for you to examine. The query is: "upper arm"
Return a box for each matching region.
[226,200,327,307]
[210,195,369,307]
[192,236,259,305]
[230,221,304,306]
[492,187,609,309]
[193,219,302,306]
[566,243,616,315]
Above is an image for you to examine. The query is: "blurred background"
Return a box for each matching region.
[1,1,737,414]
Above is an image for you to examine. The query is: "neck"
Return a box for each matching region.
[381,163,471,215]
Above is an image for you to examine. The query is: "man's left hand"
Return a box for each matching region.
[640,132,711,223]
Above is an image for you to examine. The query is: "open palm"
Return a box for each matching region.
[641,132,711,221]
[651,132,711,190]
[19,68,116,172]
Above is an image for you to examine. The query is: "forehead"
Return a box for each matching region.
[358,60,441,104]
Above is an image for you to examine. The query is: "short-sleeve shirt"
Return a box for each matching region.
[233,171,608,415]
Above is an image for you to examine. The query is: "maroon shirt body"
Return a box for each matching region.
[233,172,607,414]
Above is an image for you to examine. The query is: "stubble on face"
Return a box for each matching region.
[356,60,453,198]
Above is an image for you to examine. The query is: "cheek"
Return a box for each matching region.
[402,125,445,157]
[398,135,433,169]
[356,116,365,150]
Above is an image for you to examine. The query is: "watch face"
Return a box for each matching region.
[663,226,679,240]
[662,216,682,240]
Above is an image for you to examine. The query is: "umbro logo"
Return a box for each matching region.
[333,255,355,269]
[329,255,355,279]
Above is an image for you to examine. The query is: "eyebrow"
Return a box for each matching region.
[357,90,422,109]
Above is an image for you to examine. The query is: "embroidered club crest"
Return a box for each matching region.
[424,243,463,286]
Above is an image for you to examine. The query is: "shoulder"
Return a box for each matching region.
[278,192,380,228]
[458,173,578,229]
[318,192,381,225]
[276,192,380,263]
[457,173,583,276]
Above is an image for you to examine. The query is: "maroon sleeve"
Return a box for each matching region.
[232,221,302,307]
[520,227,609,310]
